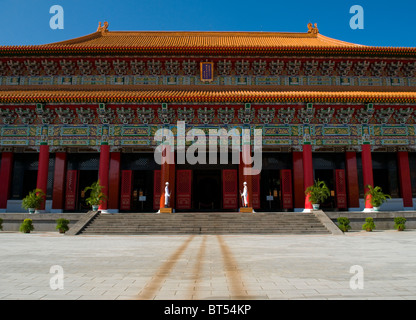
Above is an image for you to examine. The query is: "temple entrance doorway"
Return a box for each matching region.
[260,169,281,211]
[192,170,222,211]
[314,169,336,210]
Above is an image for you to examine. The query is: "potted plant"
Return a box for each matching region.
[21,189,46,214]
[364,185,391,211]
[19,219,34,233]
[337,217,351,232]
[305,180,330,210]
[83,180,107,211]
[362,217,376,232]
[394,217,406,231]
[56,218,70,234]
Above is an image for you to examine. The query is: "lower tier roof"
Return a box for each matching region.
[1,87,416,104]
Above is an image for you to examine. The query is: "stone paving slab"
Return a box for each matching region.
[0,230,415,300]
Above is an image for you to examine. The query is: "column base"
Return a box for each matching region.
[363,208,373,212]
[303,209,313,213]
[159,208,173,213]
[239,207,253,213]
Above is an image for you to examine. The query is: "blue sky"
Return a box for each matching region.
[0,0,415,47]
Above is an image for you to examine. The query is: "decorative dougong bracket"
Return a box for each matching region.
[15,108,36,125]
[278,107,296,124]
[116,107,135,124]
[137,107,155,124]
[257,107,275,124]
[297,103,315,124]
[238,103,255,125]
[55,107,75,124]
[76,107,95,124]
[355,103,374,124]
[198,107,216,125]
[217,107,235,124]
[316,107,335,124]
[97,103,115,124]
[157,103,175,124]
[177,107,195,124]
[35,103,55,124]
[0,108,17,125]
[336,108,355,124]
[375,107,394,125]
[394,108,413,124]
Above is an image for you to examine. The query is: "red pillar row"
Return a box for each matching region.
[36,144,50,211]
[302,144,314,210]
[0,152,14,210]
[52,152,67,212]
[239,146,253,210]
[159,146,175,210]
[108,152,121,211]
[98,143,110,211]
[361,144,374,210]
[345,151,360,210]
[292,151,304,210]
[397,151,413,209]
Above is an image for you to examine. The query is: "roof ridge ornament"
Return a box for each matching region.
[97,21,109,34]
[307,22,319,35]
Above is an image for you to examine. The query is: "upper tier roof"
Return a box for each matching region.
[0,22,415,56]
[47,30,362,49]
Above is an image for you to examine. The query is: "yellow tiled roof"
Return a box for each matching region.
[46,31,363,49]
[2,24,416,56]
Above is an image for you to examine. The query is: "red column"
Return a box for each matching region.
[98,143,110,211]
[292,151,304,211]
[0,152,14,211]
[52,152,67,212]
[397,151,413,209]
[345,151,360,210]
[361,144,374,210]
[108,152,121,212]
[159,146,175,211]
[303,144,314,211]
[36,143,49,211]
[239,145,253,210]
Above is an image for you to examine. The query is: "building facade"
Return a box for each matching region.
[1,22,416,213]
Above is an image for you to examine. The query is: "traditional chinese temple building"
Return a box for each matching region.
[1,22,416,214]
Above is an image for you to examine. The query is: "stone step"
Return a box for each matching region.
[80,211,331,235]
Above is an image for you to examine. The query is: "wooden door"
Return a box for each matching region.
[65,170,78,210]
[335,169,347,209]
[280,169,293,209]
[120,170,132,211]
[176,170,192,210]
[223,169,238,209]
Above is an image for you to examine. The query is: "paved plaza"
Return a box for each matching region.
[0,230,415,300]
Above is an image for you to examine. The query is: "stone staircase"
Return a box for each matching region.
[79,211,331,235]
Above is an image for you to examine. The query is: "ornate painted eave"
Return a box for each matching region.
[2,88,416,104]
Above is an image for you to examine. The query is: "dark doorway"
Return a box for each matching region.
[78,170,98,212]
[193,170,221,211]
[131,170,154,212]
[314,169,336,210]
[22,170,38,199]
[373,169,390,195]
[260,169,281,211]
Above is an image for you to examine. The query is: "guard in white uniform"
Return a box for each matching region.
[241,182,248,207]
[164,182,170,207]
